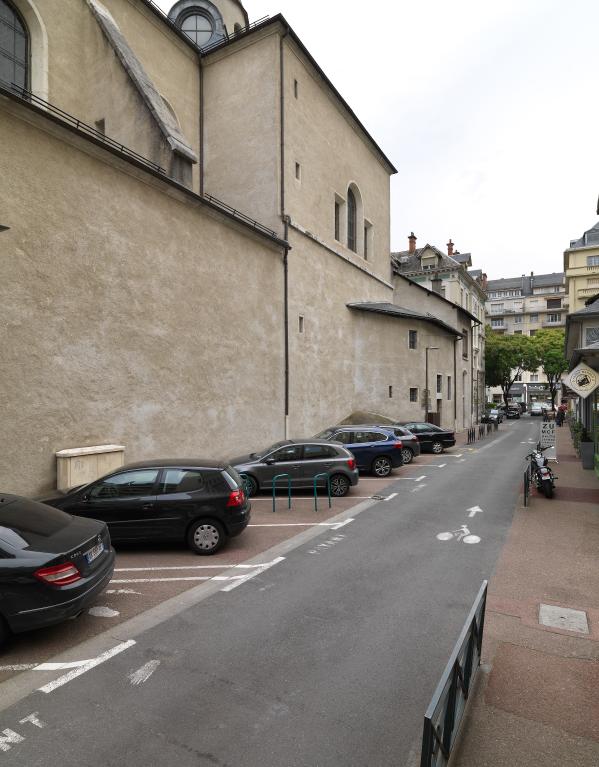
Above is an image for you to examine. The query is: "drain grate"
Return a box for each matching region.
[538,604,589,634]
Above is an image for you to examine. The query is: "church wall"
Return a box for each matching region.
[202,29,282,234]
[282,38,392,285]
[0,103,285,495]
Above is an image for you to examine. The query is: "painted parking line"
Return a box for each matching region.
[249,521,355,528]
[0,661,93,673]
[114,562,282,572]
[220,556,285,592]
[38,640,136,694]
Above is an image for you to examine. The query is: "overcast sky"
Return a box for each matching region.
[157,0,599,279]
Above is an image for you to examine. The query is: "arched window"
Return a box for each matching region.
[347,187,357,252]
[0,0,28,90]
[168,0,225,49]
[180,11,213,46]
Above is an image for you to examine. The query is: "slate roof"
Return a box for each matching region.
[568,221,599,250]
[468,269,483,279]
[568,297,599,317]
[452,252,472,265]
[346,302,463,337]
[391,246,462,273]
[486,272,564,294]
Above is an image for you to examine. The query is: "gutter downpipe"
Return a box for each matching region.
[198,53,204,196]
[280,26,290,438]
[471,321,474,427]
[454,337,458,431]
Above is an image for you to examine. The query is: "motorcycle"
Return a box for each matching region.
[526,444,557,498]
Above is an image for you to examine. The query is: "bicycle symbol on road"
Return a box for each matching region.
[436,524,480,544]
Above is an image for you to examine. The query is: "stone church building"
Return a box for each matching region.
[1,0,480,494]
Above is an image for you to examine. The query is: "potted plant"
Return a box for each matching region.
[579,428,595,470]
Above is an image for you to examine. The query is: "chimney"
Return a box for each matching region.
[481,272,487,291]
[408,232,417,254]
[447,239,454,256]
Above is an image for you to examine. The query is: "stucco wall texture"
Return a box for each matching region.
[0,109,285,494]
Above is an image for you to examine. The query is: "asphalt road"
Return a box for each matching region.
[0,418,540,766]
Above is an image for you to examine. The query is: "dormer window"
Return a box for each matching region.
[421,256,437,271]
[169,1,225,49]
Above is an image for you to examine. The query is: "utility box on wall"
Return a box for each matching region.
[55,445,125,491]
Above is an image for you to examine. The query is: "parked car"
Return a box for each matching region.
[42,460,249,555]
[530,402,544,416]
[314,426,405,475]
[381,425,422,465]
[0,493,115,647]
[231,440,359,497]
[395,422,456,453]
[506,406,521,419]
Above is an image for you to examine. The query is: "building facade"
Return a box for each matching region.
[484,272,567,405]
[1,0,481,495]
[392,235,487,423]
[564,221,599,313]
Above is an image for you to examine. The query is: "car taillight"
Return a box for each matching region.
[393,441,403,448]
[34,562,81,586]
[347,458,356,470]
[227,489,245,508]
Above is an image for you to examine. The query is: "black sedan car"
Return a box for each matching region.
[395,422,456,453]
[42,460,250,556]
[0,494,115,646]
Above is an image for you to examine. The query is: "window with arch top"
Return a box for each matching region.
[347,187,357,252]
[0,0,28,90]
[168,0,225,49]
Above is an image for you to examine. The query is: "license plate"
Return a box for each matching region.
[85,542,104,564]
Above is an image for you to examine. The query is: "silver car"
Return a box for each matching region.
[231,440,359,497]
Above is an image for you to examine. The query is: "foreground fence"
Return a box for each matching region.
[420,581,488,767]
[466,421,498,445]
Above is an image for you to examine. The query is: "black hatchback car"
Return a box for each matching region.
[0,494,115,646]
[42,460,250,555]
[395,422,456,453]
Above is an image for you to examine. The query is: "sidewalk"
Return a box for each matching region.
[451,424,599,766]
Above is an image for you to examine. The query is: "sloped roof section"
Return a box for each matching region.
[347,301,463,337]
[568,221,599,250]
[86,0,197,164]
[391,246,462,274]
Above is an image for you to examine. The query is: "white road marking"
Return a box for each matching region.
[0,665,37,672]
[385,492,398,500]
[128,659,160,686]
[220,556,285,592]
[112,576,211,583]
[38,640,136,694]
[88,606,119,618]
[115,562,280,572]
[106,589,142,595]
[0,661,91,672]
[415,476,426,482]
[0,730,24,752]
[445,454,463,458]
[330,518,354,529]
[411,484,427,493]
[468,505,484,517]
[18,713,45,729]
[428,464,447,468]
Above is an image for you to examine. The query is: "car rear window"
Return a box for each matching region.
[159,469,205,494]
[222,467,242,490]
[0,499,72,550]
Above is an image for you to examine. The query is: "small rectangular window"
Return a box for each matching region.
[587,255,599,267]
[462,329,469,359]
[334,202,340,241]
[364,226,368,260]
[447,376,452,400]
[529,313,538,322]
[409,330,418,349]
[546,298,561,310]
[388,385,393,398]
[295,162,301,180]
[409,387,418,402]
[294,79,298,98]
[298,315,304,333]
[436,374,442,394]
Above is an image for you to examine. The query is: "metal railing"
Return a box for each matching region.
[203,193,279,239]
[271,474,291,513]
[421,581,488,767]
[312,473,331,512]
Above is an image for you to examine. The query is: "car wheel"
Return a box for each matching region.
[431,441,444,454]
[187,520,226,555]
[372,456,392,477]
[330,474,350,497]
[401,447,413,465]
[241,474,258,497]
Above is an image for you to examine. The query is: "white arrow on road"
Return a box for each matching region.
[467,505,484,517]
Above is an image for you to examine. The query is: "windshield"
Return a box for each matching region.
[314,429,335,440]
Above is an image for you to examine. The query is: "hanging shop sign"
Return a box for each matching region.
[565,364,599,399]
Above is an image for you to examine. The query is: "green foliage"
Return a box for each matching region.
[531,329,568,408]
[485,328,538,406]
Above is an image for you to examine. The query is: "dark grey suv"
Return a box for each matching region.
[231,440,359,497]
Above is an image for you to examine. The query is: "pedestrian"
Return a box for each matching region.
[556,409,564,427]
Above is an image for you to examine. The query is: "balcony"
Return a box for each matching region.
[542,320,565,328]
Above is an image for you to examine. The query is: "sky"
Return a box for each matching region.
[156,0,599,279]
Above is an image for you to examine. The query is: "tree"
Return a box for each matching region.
[485,328,538,407]
[532,328,568,408]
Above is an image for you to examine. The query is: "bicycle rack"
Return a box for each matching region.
[313,473,332,512]
[271,473,291,513]
[523,469,529,507]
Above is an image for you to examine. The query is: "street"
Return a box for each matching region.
[0,418,539,766]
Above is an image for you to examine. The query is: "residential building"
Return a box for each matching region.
[484,272,567,405]
[563,221,599,312]
[565,295,599,476]
[1,0,482,495]
[392,235,487,422]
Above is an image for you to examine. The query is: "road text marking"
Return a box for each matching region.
[38,640,136,694]
[128,659,160,686]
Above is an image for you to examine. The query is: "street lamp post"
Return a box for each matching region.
[425,346,439,424]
